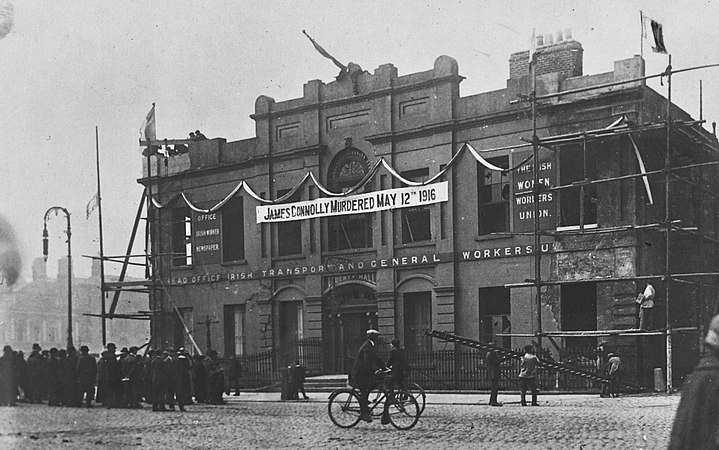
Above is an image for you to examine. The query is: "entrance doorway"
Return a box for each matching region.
[323,284,377,374]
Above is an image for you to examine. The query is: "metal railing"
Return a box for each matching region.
[228,339,637,392]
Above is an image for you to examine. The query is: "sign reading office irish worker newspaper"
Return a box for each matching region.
[256,181,449,223]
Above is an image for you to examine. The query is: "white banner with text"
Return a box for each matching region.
[256,181,449,223]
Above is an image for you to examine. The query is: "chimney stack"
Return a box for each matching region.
[91,258,102,279]
[509,31,583,80]
[57,256,72,281]
[32,257,47,281]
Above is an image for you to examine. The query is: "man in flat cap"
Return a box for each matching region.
[668,314,719,449]
[350,329,386,423]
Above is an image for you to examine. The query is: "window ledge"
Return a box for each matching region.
[274,254,305,261]
[397,240,435,249]
[474,233,513,242]
[221,259,248,267]
[324,249,375,257]
[556,224,599,231]
[170,265,194,271]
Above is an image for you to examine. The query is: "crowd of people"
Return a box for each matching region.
[0,342,238,411]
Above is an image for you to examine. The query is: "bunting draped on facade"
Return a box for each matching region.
[604,115,655,205]
[146,141,520,212]
[146,125,655,212]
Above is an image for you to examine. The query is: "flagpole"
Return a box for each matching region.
[95,126,107,347]
[640,10,644,61]
[530,36,542,354]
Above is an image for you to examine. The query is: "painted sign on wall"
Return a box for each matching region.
[512,150,557,232]
[192,212,221,265]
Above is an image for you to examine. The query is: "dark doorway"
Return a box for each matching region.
[340,312,378,374]
[279,301,302,350]
[561,282,597,350]
[403,291,432,352]
[322,284,377,374]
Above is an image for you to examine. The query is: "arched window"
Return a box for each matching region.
[327,148,373,251]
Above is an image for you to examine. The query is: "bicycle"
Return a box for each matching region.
[405,381,426,416]
[327,371,421,430]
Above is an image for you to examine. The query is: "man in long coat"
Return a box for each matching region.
[668,313,719,449]
[76,345,97,407]
[0,345,15,406]
[26,344,44,403]
[486,340,504,406]
[150,350,168,411]
[97,343,123,408]
[351,329,386,422]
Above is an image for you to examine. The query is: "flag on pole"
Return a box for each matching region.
[528,28,537,66]
[302,30,347,71]
[650,20,667,54]
[641,12,667,54]
[85,192,99,219]
[139,103,156,142]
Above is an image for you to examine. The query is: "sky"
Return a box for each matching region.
[0,0,718,284]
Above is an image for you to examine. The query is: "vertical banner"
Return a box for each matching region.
[512,151,556,232]
[192,212,221,265]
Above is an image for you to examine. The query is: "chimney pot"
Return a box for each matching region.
[557,31,564,42]
[537,35,544,46]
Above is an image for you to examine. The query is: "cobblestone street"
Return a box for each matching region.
[0,392,678,449]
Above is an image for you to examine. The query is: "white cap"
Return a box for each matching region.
[706,314,719,347]
[366,329,379,335]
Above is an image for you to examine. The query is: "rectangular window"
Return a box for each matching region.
[404,291,432,352]
[171,207,193,266]
[16,318,25,343]
[224,304,245,357]
[478,156,510,235]
[401,168,431,244]
[560,282,597,350]
[559,144,597,228]
[327,179,373,251]
[174,307,195,355]
[328,214,373,250]
[277,189,302,256]
[221,197,245,262]
[479,287,511,349]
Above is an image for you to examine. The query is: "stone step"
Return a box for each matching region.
[303,374,348,391]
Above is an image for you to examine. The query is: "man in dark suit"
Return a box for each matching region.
[351,329,386,423]
[76,346,97,408]
[150,350,168,412]
[381,338,409,424]
[669,313,719,449]
[486,340,505,406]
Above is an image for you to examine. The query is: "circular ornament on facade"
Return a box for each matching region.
[327,147,370,191]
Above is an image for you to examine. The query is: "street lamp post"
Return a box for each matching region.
[43,206,73,350]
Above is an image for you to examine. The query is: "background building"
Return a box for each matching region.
[140,35,719,388]
[0,257,149,352]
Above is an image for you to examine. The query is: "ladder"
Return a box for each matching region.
[426,329,643,390]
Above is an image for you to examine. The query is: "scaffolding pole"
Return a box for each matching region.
[664,55,673,392]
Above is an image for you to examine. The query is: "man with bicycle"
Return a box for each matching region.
[351,329,386,423]
[381,338,410,424]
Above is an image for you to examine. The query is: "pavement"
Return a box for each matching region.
[0,391,680,449]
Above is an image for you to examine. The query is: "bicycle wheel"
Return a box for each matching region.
[406,382,426,415]
[387,391,420,430]
[327,388,362,428]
